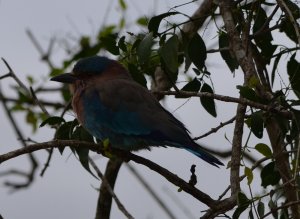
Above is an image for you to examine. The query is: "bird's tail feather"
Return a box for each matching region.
[185,143,224,167]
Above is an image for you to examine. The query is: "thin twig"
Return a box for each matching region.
[1,58,50,116]
[252,5,280,38]
[218,156,269,200]
[126,163,177,219]
[153,90,291,118]
[194,116,236,140]
[26,29,54,68]
[90,158,134,219]
[40,148,54,177]
[1,58,29,92]
[29,86,49,116]
[163,186,196,219]
[261,200,300,219]
[0,87,38,190]
[1,96,64,108]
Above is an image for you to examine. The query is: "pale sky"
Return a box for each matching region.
[0,0,271,218]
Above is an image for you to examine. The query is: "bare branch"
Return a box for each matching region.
[0,140,220,208]
[182,0,217,39]
[194,116,236,140]
[91,158,134,219]
[126,163,177,219]
[1,58,50,116]
[0,88,38,190]
[262,200,300,219]
[26,29,55,68]
[153,90,291,118]
[0,96,65,108]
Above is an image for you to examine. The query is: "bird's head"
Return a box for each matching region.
[50,56,130,85]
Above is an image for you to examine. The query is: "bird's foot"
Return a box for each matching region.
[102,138,114,158]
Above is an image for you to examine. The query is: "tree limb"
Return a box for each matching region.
[0,140,220,208]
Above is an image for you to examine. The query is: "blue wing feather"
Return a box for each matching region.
[80,79,223,166]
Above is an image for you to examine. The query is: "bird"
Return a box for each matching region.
[51,56,223,167]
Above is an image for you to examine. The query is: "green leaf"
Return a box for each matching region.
[255,143,272,158]
[127,63,147,87]
[160,34,179,73]
[244,166,253,185]
[280,18,299,43]
[268,199,278,218]
[136,17,148,26]
[290,108,300,141]
[285,0,300,18]
[26,75,35,85]
[188,33,207,71]
[250,111,264,139]
[287,54,300,99]
[280,207,289,219]
[119,17,125,29]
[40,116,65,128]
[71,126,97,178]
[180,30,192,72]
[253,7,276,64]
[271,53,282,87]
[26,110,38,132]
[118,36,127,52]
[279,0,300,44]
[99,34,119,55]
[233,192,250,219]
[261,161,281,188]
[219,31,238,72]
[148,12,179,35]
[176,78,201,98]
[182,78,201,91]
[248,209,254,219]
[72,126,94,142]
[237,85,260,102]
[55,121,75,154]
[16,91,31,105]
[257,201,265,218]
[137,32,153,64]
[55,122,72,140]
[118,0,127,10]
[132,38,141,51]
[75,147,97,178]
[192,68,201,75]
[200,83,217,117]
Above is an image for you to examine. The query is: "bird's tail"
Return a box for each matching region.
[185,143,224,167]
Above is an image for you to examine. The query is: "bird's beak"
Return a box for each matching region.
[50,73,78,84]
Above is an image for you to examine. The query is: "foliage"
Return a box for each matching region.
[1,0,300,218]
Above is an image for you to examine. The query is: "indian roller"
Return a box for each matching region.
[51,56,223,167]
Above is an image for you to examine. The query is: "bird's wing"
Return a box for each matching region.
[83,79,192,145]
[82,79,224,167]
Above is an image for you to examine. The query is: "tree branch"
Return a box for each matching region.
[0,87,38,190]
[153,90,291,118]
[126,163,177,219]
[0,140,220,208]
[91,158,132,219]
[277,0,300,46]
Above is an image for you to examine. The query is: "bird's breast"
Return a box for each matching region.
[72,84,86,125]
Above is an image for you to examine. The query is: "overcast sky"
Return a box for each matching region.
[0,1,272,218]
